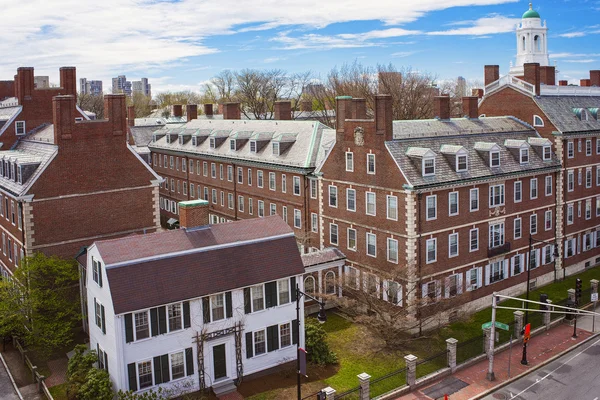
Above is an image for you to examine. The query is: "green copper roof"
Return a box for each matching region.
[523,3,540,19]
[179,199,209,208]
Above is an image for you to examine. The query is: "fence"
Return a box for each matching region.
[336,385,362,399]
[416,350,448,378]
[456,334,484,364]
[12,337,54,400]
[369,366,407,398]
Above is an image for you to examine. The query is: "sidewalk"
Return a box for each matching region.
[396,321,595,400]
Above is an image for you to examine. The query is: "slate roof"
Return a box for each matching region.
[535,96,600,134]
[129,126,162,147]
[301,247,346,268]
[97,216,304,314]
[0,140,57,196]
[393,116,531,139]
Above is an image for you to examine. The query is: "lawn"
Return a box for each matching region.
[48,382,68,400]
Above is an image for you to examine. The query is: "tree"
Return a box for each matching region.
[67,344,98,399]
[305,318,337,365]
[117,388,170,400]
[78,368,113,400]
[127,92,153,119]
[437,77,483,117]
[77,93,104,119]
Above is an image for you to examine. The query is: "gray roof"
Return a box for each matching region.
[149,119,335,170]
[129,126,162,147]
[535,96,600,134]
[0,140,57,196]
[393,116,532,139]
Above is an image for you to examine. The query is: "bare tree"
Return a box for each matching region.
[77,93,105,119]
[438,77,483,117]
[204,70,235,103]
[127,92,153,118]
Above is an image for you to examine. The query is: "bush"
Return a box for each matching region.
[305,318,337,365]
[78,368,113,400]
[117,388,169,400]
[67,345,98,399]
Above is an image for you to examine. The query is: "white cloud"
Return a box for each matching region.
[391,51,419,57]
[428,15,520,36]
[558,32,586,38]
[562,59,597,63]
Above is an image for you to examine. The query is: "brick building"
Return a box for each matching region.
[0,66,160,277]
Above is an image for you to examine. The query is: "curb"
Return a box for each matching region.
[0,352,24,400]
[468,330,600,400]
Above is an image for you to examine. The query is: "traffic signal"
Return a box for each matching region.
[540,293,548,311]
[575,278,583,304]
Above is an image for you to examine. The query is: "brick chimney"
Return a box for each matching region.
[300,100,313,112]
[472,88,484,99]
[335,96,353,134]
[484,65,500,86]
[580,79,591,87]
[59,67,77,96]
[274,100,292,120]
[375,94,393,140]
[539,66,556,86]
[204,103,213,116]
[434,95,451,120]
[559,80,568,86]
[186,104,198,122]
[104,94,127,136]
[179,199,209,229]
[223,102,241,120]
[590,70,600,87]
[53,95,76,142]
[16,67,34,104]
[172,104,183,117]
[127,105,135,127]
[462,96,479,119]
[523,63,541,95]
[352,98,367,119]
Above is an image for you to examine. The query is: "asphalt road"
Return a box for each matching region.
[0,355,20,400]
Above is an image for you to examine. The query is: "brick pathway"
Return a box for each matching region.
[397,323,594,400]
[217,391,244,400]
[45,357,68,387]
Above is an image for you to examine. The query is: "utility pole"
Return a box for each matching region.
[487,293,497,381]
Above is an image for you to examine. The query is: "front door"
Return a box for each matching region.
[213,344,227,380]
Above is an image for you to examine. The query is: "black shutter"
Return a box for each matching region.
[127,363,137,391]
[104,352,108,373]
[185,347,194,376]
[244,288,251,314]
[98,261,103,287]
[290,277,297,301]
[97,343,100,365]
[183,301,190,328]
[158,306,167,334]
[292,319,299,345]
[267,325,279,352]
[150,308,159,336]
[125,313,134,343]
[202,297,211,324]
[245,332,253,358]
[161,354,170,383]
[225,292,233,319]
[100,305,106,334]
[265,282,278,308]
[153,356,162,385]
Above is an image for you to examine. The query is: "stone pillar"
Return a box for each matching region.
[591,279,598,298]
[357,373,370,400]
[568,288,576,302]
[544,299,552,330]
[323,387,336,400]
[484,327,492,354]
[446,338,458,372]
[404,355,418,387]
[514,311,524,338]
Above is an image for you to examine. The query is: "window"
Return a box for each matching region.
[385,281,401,305]
[183,182,187,195]
[578,139,582,152]
[586,139,592,156]
[470,228,479,252]
[254,330,266,355]
[489,260,505,283]
[530,178,538,199]
[272,142,280,155]
[514,217,522,239]
[281,174,286,193]
[514,181,522,203]
[533,115,544,127]
[211,294,225,321]
[330,223,338,245]
[426,195,437,220]
[597,138,600,155]
[220,165,224,180]
[304,276,315,295]
[467,268,479,290]
[211,189,217,204]
[448,233,458,257]
[586,168,592,188]
[311,213,318,232]
[423,157,435,176]
[366,233,376,257]
[138,361,153,389]
[209,137,216,149]
[567,204,574,225]
[489,222,504,248]
[250,141,257,152]
[426,238,437,263]
[490,151,500,167]
[584,233,593,251]
[248,169,252,186]
[237,167,243,184]
[168,303,182,332]
[578,169,582,186]
[545,210,553,230]
[567,141,574,158]
[257,171,264,188]
[294,209,301,228]
[258,201,264,217]
[597,166,600,186]
[170,179,174,192]
[211,163,216,178]
[367,154,376,174]
[586,199,592,220]
[530,214,537,235]
[310,180,317,199]
[347,189,356,211]
[512,254,523,275]
[366,192,376,216]
[346,152,354,171]
[238,196,244,212]
[567,170,574,192]
[228,193,234,209]
[15,121,25,135]
[520,148,529,164]
[449,192,459,216]
[171,352,185,380]
[92,258,102,286]
[338,227,354,252]
[251,285,265,312]
[457,155,468,172]
[134,311,149,340]
[248,198,254,215]
[282,206,287,222]
[293,176,301,195]
[94,298,104,331]
[489,184,505,207]
[220,191,224,207]
[545,176,552,196]
[470,188,479,211]
[543,145,551,161]
[329,185,338,207]
[280,323,292,347]
[425,281,437,300]
[565,238,576,257]
[181,158,186,172]
[269,172,276,191]
[190,183,195,197]
[542,245,554,265]
[387,238,398,263]
[387,195,398,220]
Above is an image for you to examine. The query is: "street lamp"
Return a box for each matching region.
[521,234,559,365]
[296,283,327,400]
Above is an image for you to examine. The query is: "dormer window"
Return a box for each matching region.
[273,142,280,156]
[250,141,257,153]
[166,135,172,144]
[520,148,529,164]
[543,145,551,160]
[230,139,236,151]
[0,161,3,177]
[423,157,435,176]
[209,137,216,149]
[457,155,468,172]
[178,136,184,145]
[15,121,25,135]
[533,115,544,127]
[192,136,197,146]
[490,151,500,167]
[11,163,16,182]
[17,166,22,184]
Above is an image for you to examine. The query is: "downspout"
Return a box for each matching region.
[233,162,238,220]
[417,192,423,336]
[303,174,309,252]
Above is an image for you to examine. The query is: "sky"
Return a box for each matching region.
[1,0,600,94]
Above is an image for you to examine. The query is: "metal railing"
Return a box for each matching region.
[369,366,408,398]
[12,337,53,400]
[336,385,362,399]
[456,334,485,364]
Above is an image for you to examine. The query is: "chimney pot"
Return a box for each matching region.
[523,63,541,95]
[204,103,213,116]
[223,102,241,120]
[559,80,568,86]
[59,66,77,96]
[434,95,451,120]
[274,100,292,120]
[186,104,198,122]
[462,96,479,119]
[335,96,353,134]
[375,94,393,140]
[590,70,600,87]
[172,104,183,117]
[580,79,591,87]
[484,65,500,86]
[104,94,127,136]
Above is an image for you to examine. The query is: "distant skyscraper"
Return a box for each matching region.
[132,77,151,97]
[457,76,467,97]
[79,78,103,95]
[112,75,132,97]
[34,76,49,88]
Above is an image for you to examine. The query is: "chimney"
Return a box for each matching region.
[104,94,127,136]
[484,65,500,86]
[186,104,198,122]
[179,199,209,229]
[375,94,393,140]
[300,100,313,112]
[222,102,241,120]
[580,79,591,87]
[559,80,568,86]
[352,98,367,119]
[172,104,183,118]
[203,103,213,116]
[434,95,451,120]
[59,66,77,96]
[472,88,484,99]
[462,96,479,119]
[335,96,353,134]
[539,66,556,86]
[127,105,135,127]
[274,100,292,120]
[53,95,76,142]
[590,70,600,87]
[16,67,34,104]
[523,63,541,95]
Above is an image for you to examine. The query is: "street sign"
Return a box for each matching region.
[592,293,598,302]
[482,321,510,331]
[482,321,492,330]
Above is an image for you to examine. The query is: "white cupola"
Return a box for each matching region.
[509,3,549,76]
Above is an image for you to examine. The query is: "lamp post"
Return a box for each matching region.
[521,234,559,365]
[296,283,327,400]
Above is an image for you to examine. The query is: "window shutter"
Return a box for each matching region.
[153,356,162,385]
[292,319,299,345]
[484,264,490,286]
[435,280,442,300]
[127,363,137,392]
[265,281,277,308]
[503,259,509,280]
[477,267,483,288]
[97,343,100,365]
[421,283,428,299]
[125,313,134,343]
[510,256,515,276]
[98,261,103,287]
[161,354,170,383]
[202,297,211,324]
[457,273,463,295]
[520,254,525,271]
[94,298,98,323]
[535,249,541,268]
[444,276,450,298]
[267,325,279,352]
[185,347,194,376]
[100,305,106,334]
[225,292,233,319]
[245,332,253,358]
[290,277,297,301]
[104,352,108,374]
[150,308,159,336]
[244,288,251,314]
[183,301,190,328]
[158,306,167,334]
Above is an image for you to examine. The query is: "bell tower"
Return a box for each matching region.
[510,3,549,76]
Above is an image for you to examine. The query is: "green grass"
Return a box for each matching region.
[48,382,68,400]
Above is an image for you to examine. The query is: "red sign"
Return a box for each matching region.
[524,323,531,342]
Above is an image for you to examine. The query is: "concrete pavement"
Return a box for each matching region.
[0,353,21,400]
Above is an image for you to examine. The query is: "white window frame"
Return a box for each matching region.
[489,184,505,207]
[293,176,301,196]
[15,121,25,135]
[387,238,399,264]
[426,238,437,264]
[543,145,551,161]
[514,181,522,203]
[567,141,574,158]
[530,178,538,199]
[469,228,479,252]
[448,233,459,258]
[533,115,544,127]
[567,203,574,225]
[366,233,377,257]
[311,213,318,233]
[347,228,357,251]
[293,209,301,228]
[345,152,354,172]
[586,139,592,156]
[520,147,529,164]
[567,170,574,192]
[257,170,264,188]
[456,155,468,172]
[490,151,500,167]
[386,195,398,220]
[514,217,522,239]
[530,214,538,235]
[489,222,505,248]
[365,192,376,216]
[367,154,376,175]
[329,223,338,245]
[329,185,338,208]
[422,157,435,176]
[545,210,552,230]
[269,172,276,191]
[347,188,356,212]
[426,195,437,221]
[545,176,552,196]
[448,191,459,216]
[470,188,479,212]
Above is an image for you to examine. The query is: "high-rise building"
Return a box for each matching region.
[132,77,151,97]
[34,76,49,89]
[112,75,132,97]
[79,78,103,96]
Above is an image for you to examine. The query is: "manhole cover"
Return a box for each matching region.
[492,394,507,399]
